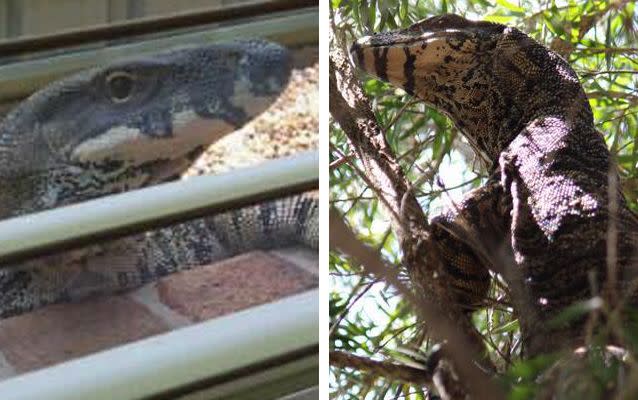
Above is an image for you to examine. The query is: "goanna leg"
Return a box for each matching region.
[430,176,511,311]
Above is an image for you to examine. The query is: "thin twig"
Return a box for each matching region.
[330,209,505,400]
[330,350,432,385]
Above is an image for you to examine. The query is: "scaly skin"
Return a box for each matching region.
[0,40,318,319]
[351,14,638,356]
[0,40,291,218]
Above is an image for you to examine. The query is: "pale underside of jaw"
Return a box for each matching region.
[70,112,236,165]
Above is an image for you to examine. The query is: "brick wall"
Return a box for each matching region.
[0,247,318,379]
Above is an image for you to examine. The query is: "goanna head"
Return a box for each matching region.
[350,14,592,163]
[0,40,291,218]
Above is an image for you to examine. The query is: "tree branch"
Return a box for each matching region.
[330,350,432,385]
[329,208,504,400]
[328,12,504,400]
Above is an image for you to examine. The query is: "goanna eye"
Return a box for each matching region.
[105,71,136,103]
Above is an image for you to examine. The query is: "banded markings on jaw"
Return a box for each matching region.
[350,30,478,98]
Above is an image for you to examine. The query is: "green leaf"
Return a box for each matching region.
[367,0,377,30]
[508,353,559,381]
[351,1,362,30]
[496,0,525,13]
[399,0,408,21]
[508,384,536,400]
[484,14,517,24]
[492,319,520,334]
[544,14,565,36]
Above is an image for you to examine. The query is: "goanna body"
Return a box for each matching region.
[351,14,638,355]
[0,40,317,319]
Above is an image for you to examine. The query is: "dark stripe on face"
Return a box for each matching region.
[141,110,173,138]
[373,47,389,81]
[403,46,416,95]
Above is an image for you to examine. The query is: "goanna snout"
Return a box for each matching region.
[234,39,292,96]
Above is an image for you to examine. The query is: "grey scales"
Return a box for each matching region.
[0,39,318,319]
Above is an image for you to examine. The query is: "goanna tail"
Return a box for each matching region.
[0,193,317,319]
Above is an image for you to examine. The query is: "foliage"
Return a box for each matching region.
[329,0,637,398]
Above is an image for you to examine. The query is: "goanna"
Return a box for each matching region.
[0,40,318,319]
[350,14,638,356]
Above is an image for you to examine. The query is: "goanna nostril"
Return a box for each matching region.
[269,48,292,89]
[241,44,291,95]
